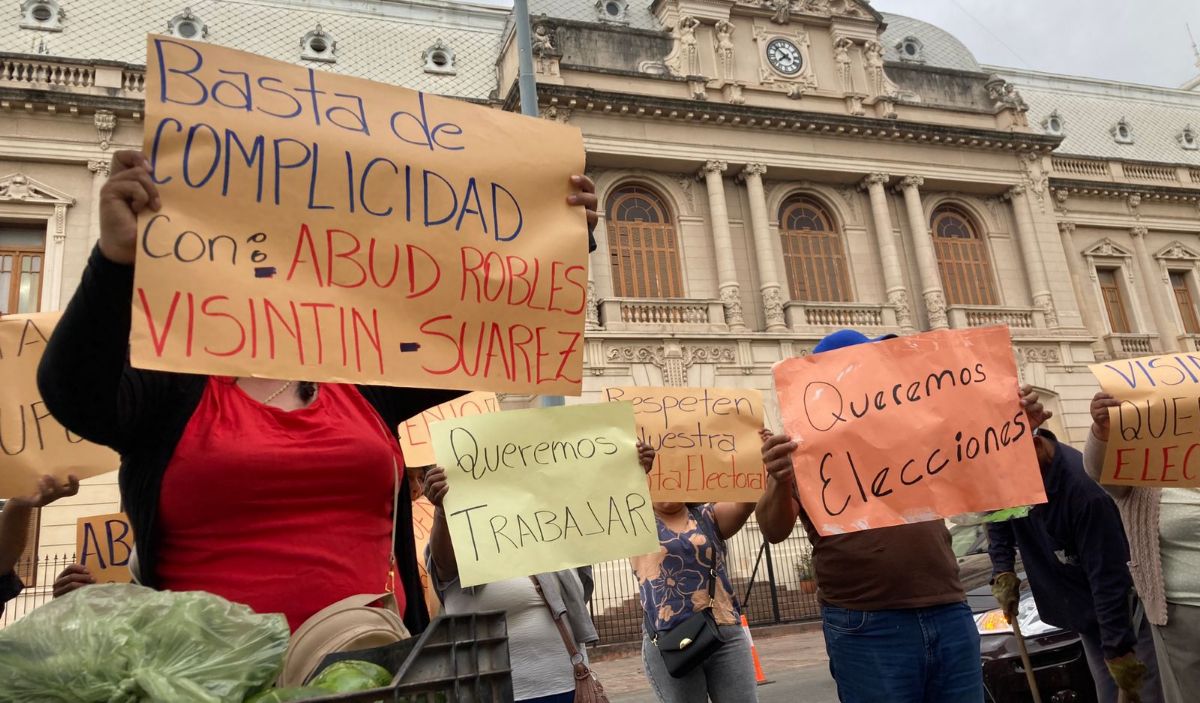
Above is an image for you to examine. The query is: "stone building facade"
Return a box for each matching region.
[0,0,1198,560]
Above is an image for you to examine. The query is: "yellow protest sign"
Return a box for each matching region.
[0,313,119,497]
[76,512,134,584]
[132,36,587,394]
[432,402,658,587]
[604,387,765,501]
[398,392,500,467]
[1089,353,1200,486]
[775,327,1044,535]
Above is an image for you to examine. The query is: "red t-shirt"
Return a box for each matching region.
[157,378,401,631]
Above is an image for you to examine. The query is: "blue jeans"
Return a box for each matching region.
[822,602,983,703]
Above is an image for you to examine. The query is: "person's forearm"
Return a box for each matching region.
[755,476,798,543]
[715,502,756,540]
[429,508,458,582]
[0,505,32,574]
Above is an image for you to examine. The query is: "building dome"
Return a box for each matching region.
[879,13,982,73]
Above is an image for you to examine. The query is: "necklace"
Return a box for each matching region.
[262,380,294,404]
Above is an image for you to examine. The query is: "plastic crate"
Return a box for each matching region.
[303,610,513,703]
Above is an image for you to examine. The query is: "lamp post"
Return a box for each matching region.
[512,0,565,409]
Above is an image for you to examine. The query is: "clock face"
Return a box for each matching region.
[766,38,803,76]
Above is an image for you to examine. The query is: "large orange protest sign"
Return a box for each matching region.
[774,326,1044,535]
[604,387,765,501]
[131,36,587,394]
[1089,353,1200,487]
[0,313,119,496]
[76,512,134,584]
[398,392,500,468]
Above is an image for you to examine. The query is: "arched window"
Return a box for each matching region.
[779,196,850,302]
[605,185,683,298]
[932,205,998,306]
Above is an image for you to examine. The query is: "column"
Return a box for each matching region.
[1130,225,1182,352]
[1057,222,1104,340]
[700,160,745,331]
[895,175,948,329]
[1004,185,1057,326]
[86,158,110,250]
[739,163,787,331]
[860,173,914,333]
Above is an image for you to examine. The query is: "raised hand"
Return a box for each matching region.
[761,433,798,485]
[1090,392,1120,442]
[98,150,161,265]
[636,440,656,475]
[1018,384,1051,430]
[7,474,79,510]
[567,174,598,236]
[422,466,449,508]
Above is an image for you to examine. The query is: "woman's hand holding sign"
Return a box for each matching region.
[1018,384,1050,430]
[98,150,161,266]
[568,174,598,237]
[1089,391,1119,442]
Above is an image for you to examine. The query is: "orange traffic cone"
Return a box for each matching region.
[740,614,770,685]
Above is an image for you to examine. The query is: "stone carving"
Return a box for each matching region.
[765,0,794,24]
[804,0,830,13]
[531,23,555,56]
[1033,292,1059,328]
[864,41,896,98]
[1084,238,1132,259]
[723,83,745,105]
[720,286,746,329]
[1130,225,1149,238]
[924,289,948,329]
[1019,346,1061,364]
[834,37,854,93]
[715,20,736,80]
[898,174,925,190]
[94,110,116,150]
[703,160,728,177]
[887,289,914,332]
[1127,194,1142,212]
[606,344,735,386]
[762,286,786,329]
[87,158,110,177]
[1156,241,1200,261]
[985,75,1029,120]
[0,173,71,206]
[689,78,708,101]
[540,104,571,122]
[860,173,890,190]
[666,15,702,77]
[585,280,600,330]
[675,175,696,210]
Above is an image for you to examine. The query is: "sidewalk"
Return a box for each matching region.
[589,622,839,703]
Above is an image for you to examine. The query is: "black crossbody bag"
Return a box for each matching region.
[644,509,728,678]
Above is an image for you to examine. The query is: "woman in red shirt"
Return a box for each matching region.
[37,150,599,633]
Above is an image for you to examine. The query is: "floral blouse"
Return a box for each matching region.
[631,504,740,633]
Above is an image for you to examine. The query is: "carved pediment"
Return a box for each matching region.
[0,173,75,205]
[734,0,880,23]
[1155,241,1200,261]
[1083,238,1132,259]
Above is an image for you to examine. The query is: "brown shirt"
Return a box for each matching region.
[801,512,965,611]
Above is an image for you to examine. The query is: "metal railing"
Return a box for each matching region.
[1,553,75,628]
[587,518,819,643]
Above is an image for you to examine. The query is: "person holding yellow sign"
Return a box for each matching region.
[1085,392,1200,703]
[36,149,599,636]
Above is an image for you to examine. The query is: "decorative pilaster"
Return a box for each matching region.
[896,175,948,329]
[1130,225,1182,351]
[700,160,745,331]
[87,158,110,250]
[1057,222,1102,340]
[1004,185,1057,327]
[860,173,914,333]
[738,163,787,331]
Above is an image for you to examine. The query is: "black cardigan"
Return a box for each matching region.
[37,247,463,634]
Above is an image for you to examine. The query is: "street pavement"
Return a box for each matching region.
[589,623,839,703]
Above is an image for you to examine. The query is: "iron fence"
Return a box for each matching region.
[588,517,820,643]
[2,553,76,628]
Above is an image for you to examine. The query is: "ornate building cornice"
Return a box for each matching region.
[509,83,1061,155]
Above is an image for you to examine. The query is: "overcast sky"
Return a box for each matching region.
[469,0,1200,89]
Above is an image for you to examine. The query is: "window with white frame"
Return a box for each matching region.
[0,225,45,314]
[20,0,63,31]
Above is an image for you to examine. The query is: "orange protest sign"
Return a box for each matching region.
[1088,353,1200,486]
[411,495,441,618]
[398,392,500,468]
[604,387,765,501]
[76,512,134,584]
[0,313,119,497]
[131,36,587,394]
[774,326,1044,535]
